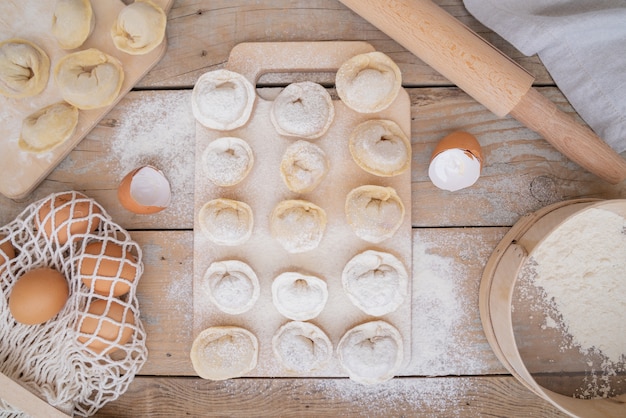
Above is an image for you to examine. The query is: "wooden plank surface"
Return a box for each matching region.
[0,0,624,416]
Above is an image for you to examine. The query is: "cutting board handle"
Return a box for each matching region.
[226,41,376,84]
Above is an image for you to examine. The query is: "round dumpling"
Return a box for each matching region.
[192,69,255,130]
[349,119,411,176]
[342,250,409,316]
[338,320,403,385]
[204,260,259,315]
[272,321,332,373]
[198,198,253,246]
[111,0,167,55]
[270,200,327,253]
[280,140,328,193]
[270,81,334,139]
[336,51,401,113]
[190,326,258,380]
[202,137,254,187]
[271,272,328,321]
[345,185,404,243]
[19,102,79,153]
[0,39,50,99]
[54,48,124,110]
[52,0,95,49]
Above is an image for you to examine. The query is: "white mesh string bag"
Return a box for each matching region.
[0,191,148,417]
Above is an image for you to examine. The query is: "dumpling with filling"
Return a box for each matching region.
[345,185,404,243]
[349,119,411,176]
[0,39,50,99]
[270,200,326,253]
[342,250,408,316]
[336,51,401,113]
[54,48,124,110]
[202,137,254,187]
[192,69,255,131]
[280,140,328,193]
[111,0,167,55]
[271,272,328,321]
[19,102,79,153]
[270,81,334,139]
[198,198,253,246]
[338,320,403,385]
[272,321,332,373]
[52,0,95,49]
[204,260,259,315]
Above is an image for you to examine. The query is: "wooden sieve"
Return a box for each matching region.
[480,199,626,418]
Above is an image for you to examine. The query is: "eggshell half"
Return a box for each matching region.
[77,298,135,355]
[36,192,102,245]
[428,131,484,192]
[80,240,138,297]
[430,131,483,164]
[118,166,171,214]
[9,267,69,325]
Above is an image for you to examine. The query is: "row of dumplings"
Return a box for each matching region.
[0,0,166,153]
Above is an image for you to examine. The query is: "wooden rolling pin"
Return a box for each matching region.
[339,0,626,184]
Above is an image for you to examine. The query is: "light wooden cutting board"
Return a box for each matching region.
[0,0,173,200]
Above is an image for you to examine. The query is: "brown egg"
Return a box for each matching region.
[0,234,16,273]
[430,131,483,165]
[9,267,69,325]
[36,192,102,245]
[118,166,171,214]
[80,240,138,297]
[77,298,135,355]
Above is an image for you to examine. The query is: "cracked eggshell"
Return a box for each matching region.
[118,166,171,214]
[428,131,483,192]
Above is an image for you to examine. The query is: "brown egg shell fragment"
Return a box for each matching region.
[118,166,171,214]
[430,131,483,168]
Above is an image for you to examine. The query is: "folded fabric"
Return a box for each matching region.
[463,0,626,153]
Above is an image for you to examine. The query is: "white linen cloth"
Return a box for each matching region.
[463,0,626,153]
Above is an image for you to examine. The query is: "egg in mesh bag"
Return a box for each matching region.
[0,191,147,417]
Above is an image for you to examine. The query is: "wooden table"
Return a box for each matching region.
[2,1,625,416]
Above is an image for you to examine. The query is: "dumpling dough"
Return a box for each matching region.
[338,320,403,385]
[111,0,167,55]
[190,326,258,380]
[272,321,332,373]
[54,48,124,110]
[202,137,254,187]
[271,272,328,321]
[280,140,328,193]
[0,39,50,99]
[192,69,255,130]
[204,260,260,315]
[336,51,401,113]
[345,185,404,243]
[270,81,334,139]
[270,200,326,253]
[198,198,253,246]
[342,250,408,316]
[19,102,79,153]
[349,119,411,177]
[52,0,95,49]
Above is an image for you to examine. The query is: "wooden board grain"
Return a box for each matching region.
[0,0,174,200]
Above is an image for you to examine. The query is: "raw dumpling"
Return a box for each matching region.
[190,326,258,380]
[342,250,409,316]
[52,0,95,49]
[336,51,401,113]
[0,39,50,99]
[345,185,404,243]
[271,272,328,321]
[204,260,260,315]
[198,198,253,246]
[202,137,254,187]
[111,0,167,55]
[270,81,334,139]
[280,140,328,193]
[272,321,332,374]
[270,200,326,253]
[349,119,411,176]
[54,48,124,110]
[192,69,255,130]
[19,102,79,153]
[338,320,403,385]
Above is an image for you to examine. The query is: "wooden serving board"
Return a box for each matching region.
[192,42,413,378]
[0,0,173,200]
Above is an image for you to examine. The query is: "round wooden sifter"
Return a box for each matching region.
[479,199,626,418]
